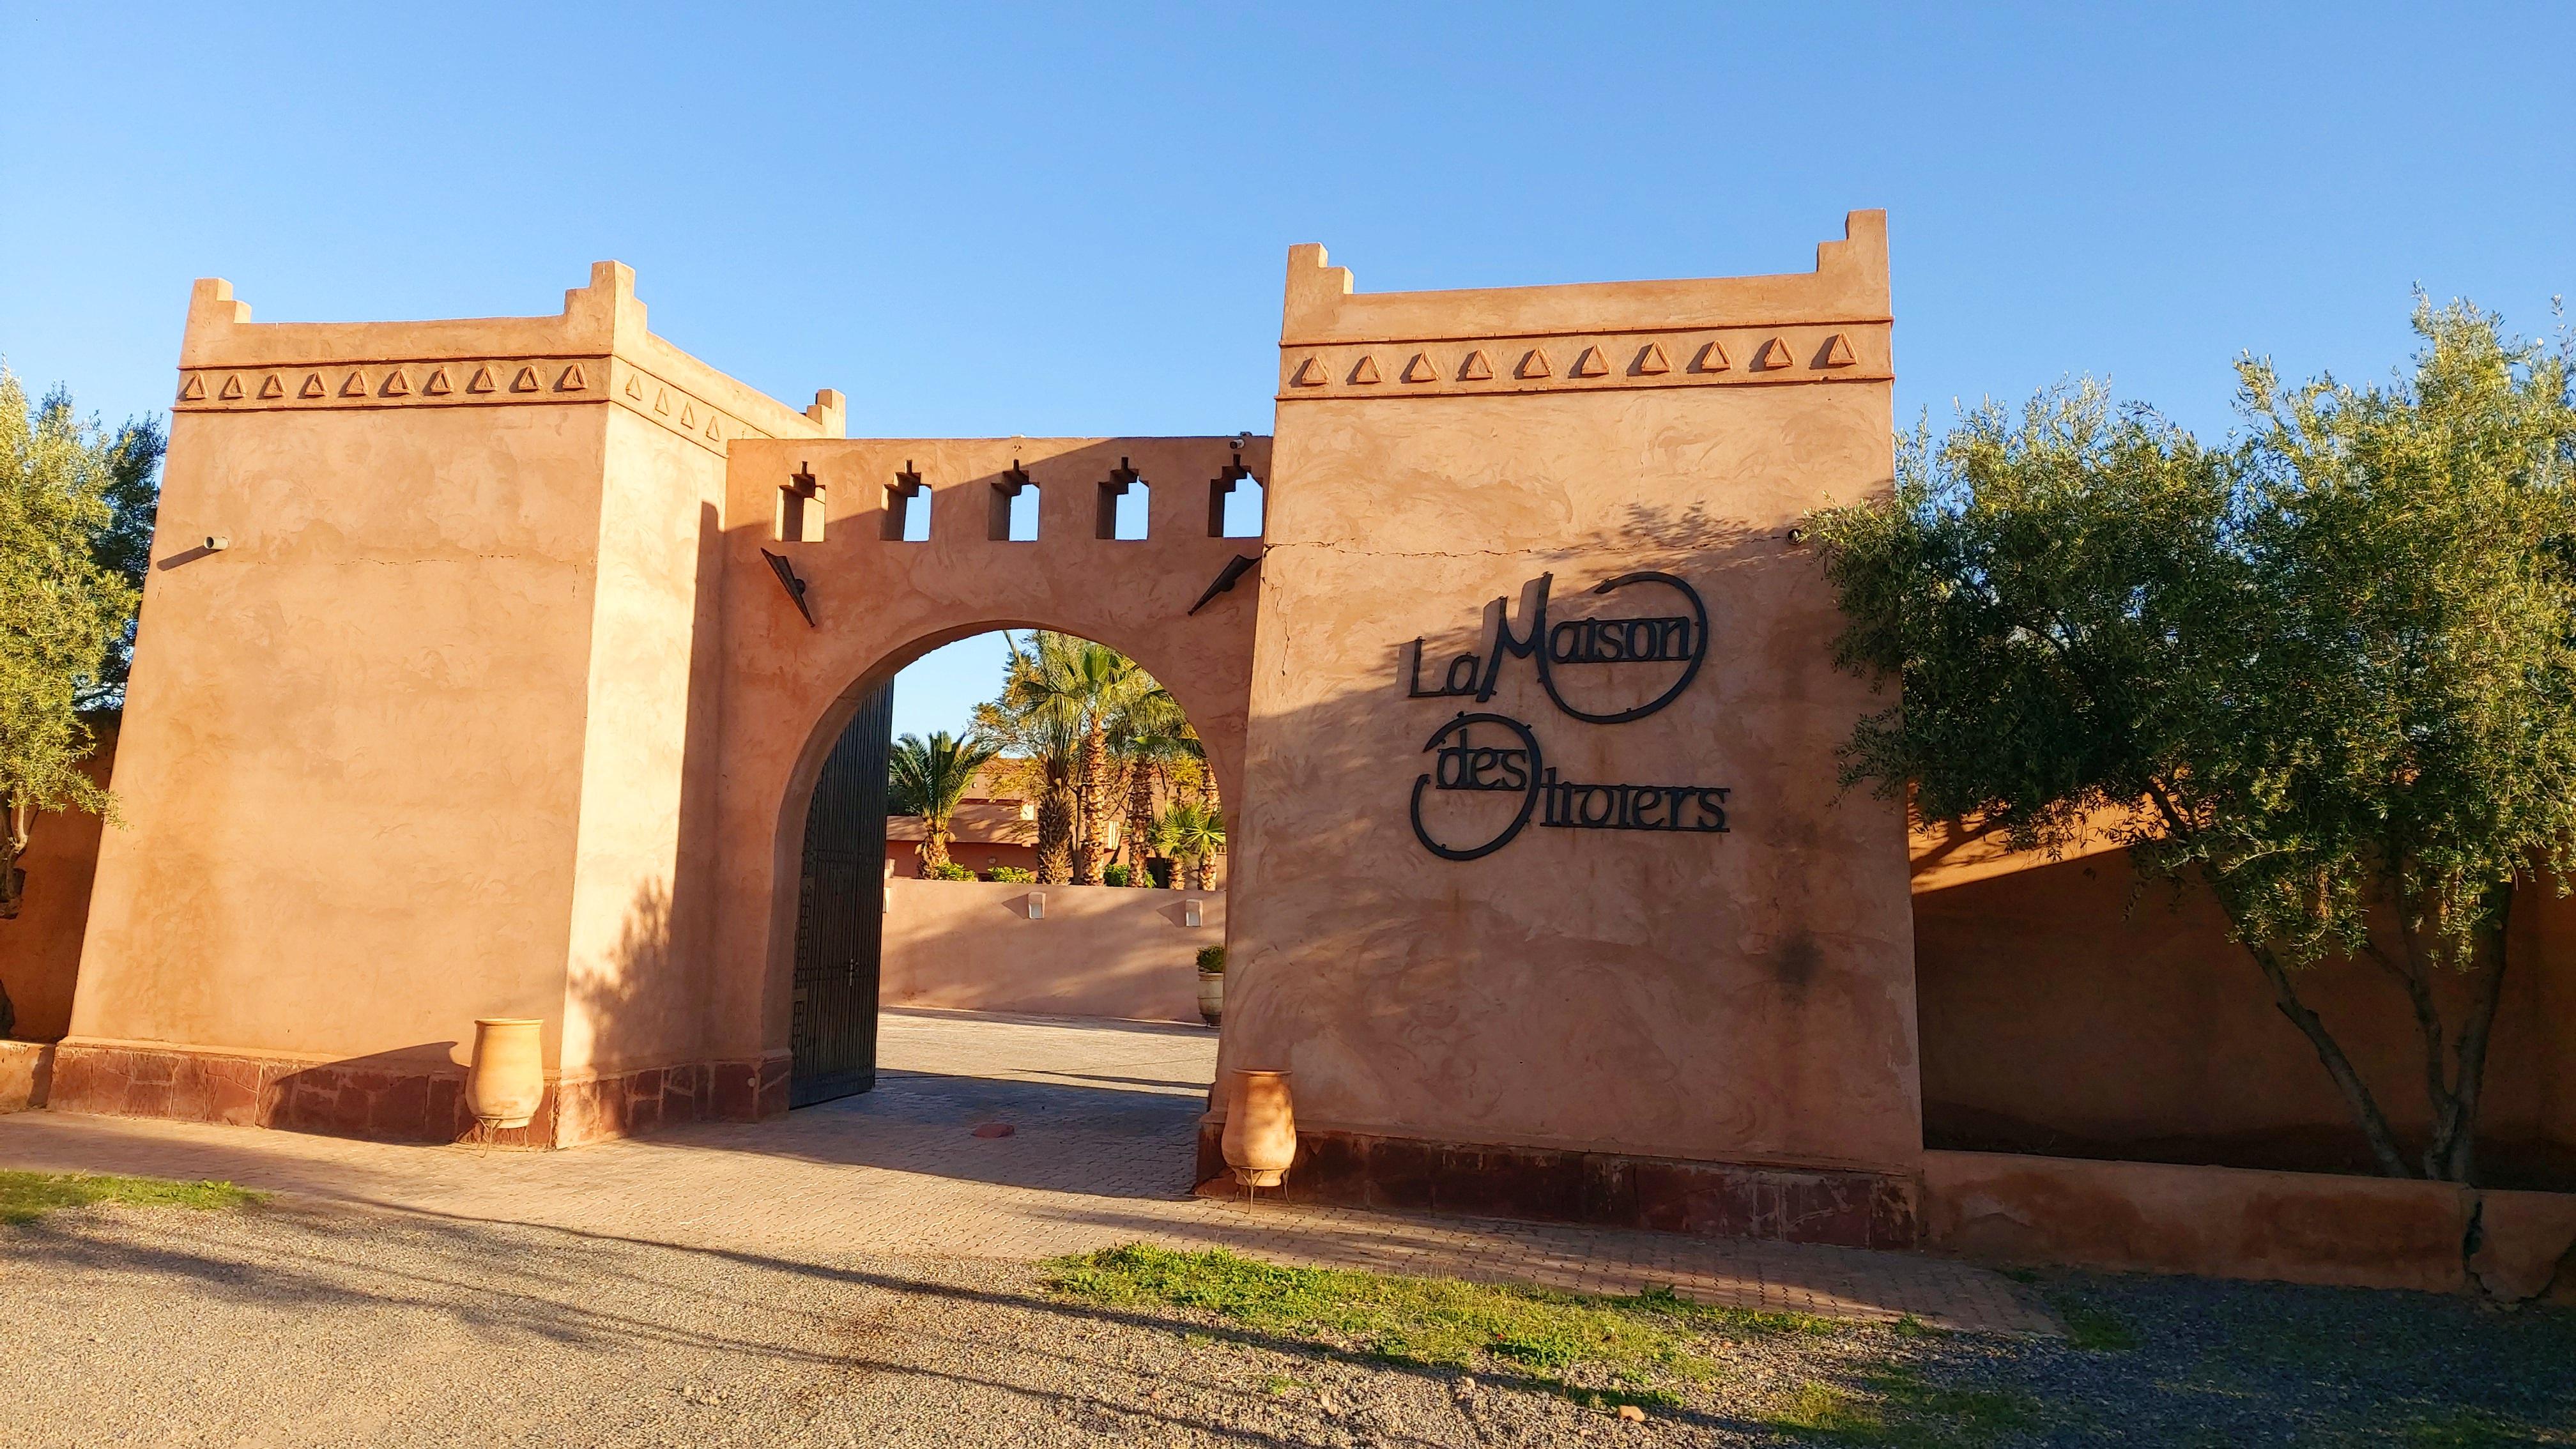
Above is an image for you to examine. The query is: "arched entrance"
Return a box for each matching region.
[706,436,1267,1118]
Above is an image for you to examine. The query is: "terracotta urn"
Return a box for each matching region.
[1197,970,1224,1027]
[466,1018,545,1130]
[1221,1068,1296,1188]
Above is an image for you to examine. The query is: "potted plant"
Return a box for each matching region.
[1195,944,1225,1027]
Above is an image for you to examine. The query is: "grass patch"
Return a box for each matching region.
[0,1170,260,1225]
[2041,1289,2139,1353]
[2402,1405,2563,1446]
[1765,1365,2043,1446]
[1045,1243,1836,1408]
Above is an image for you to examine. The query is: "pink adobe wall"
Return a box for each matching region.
[0,719,115,1042]
[1216,214,1920,1179]
[702,436,1265,1073]
[1912,827,2576,1190]
[879,877,1222,1023]
[61,264,840,1135]
[1923,1149,2576,1300]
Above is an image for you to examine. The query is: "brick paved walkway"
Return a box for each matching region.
[0,1009,2055,1335]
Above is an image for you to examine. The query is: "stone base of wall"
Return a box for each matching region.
[47,1041,791,1148]
[1921,1149,2576,1301]
[0,1041,55,1113]
[1193,1121,1919,1249]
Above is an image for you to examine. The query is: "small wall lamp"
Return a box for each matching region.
[204,535,231,551]
[1183,899,1204,928]
[1025,892,1045,921]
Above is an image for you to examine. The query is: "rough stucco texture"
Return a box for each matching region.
[1218,216,1920,1176]
[70,403,610,1068]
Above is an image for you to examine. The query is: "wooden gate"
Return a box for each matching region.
[790,684,893,1106]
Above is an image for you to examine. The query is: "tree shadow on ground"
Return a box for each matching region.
[1,1201,1788,1445]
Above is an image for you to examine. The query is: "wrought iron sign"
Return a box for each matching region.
[1406,571,1729,859]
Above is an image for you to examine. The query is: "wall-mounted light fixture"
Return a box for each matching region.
[204,535,231,551]
[1025,891,1045,921]
[1183,899,1204,927]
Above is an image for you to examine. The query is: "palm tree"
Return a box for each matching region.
[996,631,1149,884]
[1106,685,1199,888]
[976,641,1085,884]
[1151,801,1226,891]
[888,731,1002,877]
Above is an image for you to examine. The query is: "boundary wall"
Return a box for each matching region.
[880,878,1222,1023]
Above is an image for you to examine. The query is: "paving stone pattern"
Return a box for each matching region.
[0,1008,2054,1335]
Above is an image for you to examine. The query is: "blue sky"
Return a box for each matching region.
[6,3,2569,739]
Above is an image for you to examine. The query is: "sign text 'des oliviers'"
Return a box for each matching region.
[1403,571,1729,861]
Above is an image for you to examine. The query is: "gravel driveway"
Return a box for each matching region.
[5,1196,2570,1447]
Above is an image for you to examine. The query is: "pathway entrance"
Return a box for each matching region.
[0,1010,2048,1333]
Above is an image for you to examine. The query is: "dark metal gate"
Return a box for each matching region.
[790,684,893,1107]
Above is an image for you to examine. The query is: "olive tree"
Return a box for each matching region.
[1811,303,2576,1183]
[3,366,147,1037]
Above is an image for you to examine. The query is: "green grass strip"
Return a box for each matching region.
[1044,1242,1836,1409]
[1765,1365,2043,1446]
[0,1169,261,1225]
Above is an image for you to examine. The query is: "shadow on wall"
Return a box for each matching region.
[1914,848,2576,1192]
[2,716,119,1043]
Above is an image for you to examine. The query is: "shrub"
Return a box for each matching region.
[1103,863,1130,887]
[924,862,972,881]
[984,866,1036,883]
[1196,944,1225,974]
